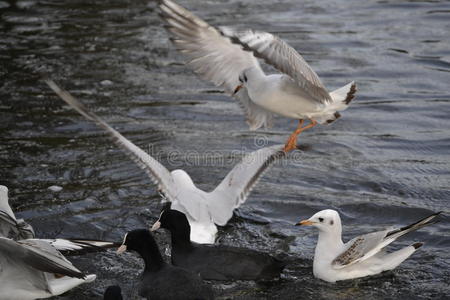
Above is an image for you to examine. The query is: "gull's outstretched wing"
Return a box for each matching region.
[332,211,441,269]
[222,29,332,103]
[45,80,180,203]
[0,237,85,279]
[208,144,285,225]
[0,185,35,239]
[157,0,273,129]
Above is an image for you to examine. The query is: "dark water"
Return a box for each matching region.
[1,0,449,298]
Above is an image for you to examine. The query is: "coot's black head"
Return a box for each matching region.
[117,229,156,254]
[117,229,165,270]
[103,285,123,300]
[151,209,191,236]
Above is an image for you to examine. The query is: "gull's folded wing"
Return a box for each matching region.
[331,230,389,269]
[0,237,85,279]
[332,211,441,269]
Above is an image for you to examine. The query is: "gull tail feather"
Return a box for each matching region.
[330,81,357,107]
[320,81,356,124]
[377,243,421,271]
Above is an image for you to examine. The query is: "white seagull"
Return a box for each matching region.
[46,80,286,244]
[157,0,357,152]
[0,185,119,300]
[296,209,441,282]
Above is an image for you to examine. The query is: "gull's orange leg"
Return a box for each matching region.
[283,119,318,152]
[284,120,304,152]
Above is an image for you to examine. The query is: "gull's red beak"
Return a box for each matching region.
[233,84,243,95]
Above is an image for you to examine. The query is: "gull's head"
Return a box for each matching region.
[171,169,195,187]
[296,209,342,233]
[234,67,259,95]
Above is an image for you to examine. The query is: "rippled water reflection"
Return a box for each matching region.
[1,0,449,299]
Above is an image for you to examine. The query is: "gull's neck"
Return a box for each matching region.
[314,228,344,264]
[246,68,268,92]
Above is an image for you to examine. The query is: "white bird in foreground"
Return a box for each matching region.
[157,0,357,152]
[0,185,118,300]
[296,209,441,283]
[46,80,286,244]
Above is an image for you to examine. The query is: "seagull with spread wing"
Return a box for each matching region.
[157,0,357,152]
[296,209,441,282]
[46,80,285,244]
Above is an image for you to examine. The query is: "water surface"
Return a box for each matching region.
[1,0,449,299]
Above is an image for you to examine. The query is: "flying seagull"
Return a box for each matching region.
[46,80,285,244]
[296,209,441,282]
[157,0,357,152]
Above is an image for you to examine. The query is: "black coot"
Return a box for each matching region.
[153,209,286,281]
[117,229,213,300]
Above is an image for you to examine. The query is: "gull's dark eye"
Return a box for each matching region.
[239,77,243,83]
[318,217,324,222]
[244,74,248,82]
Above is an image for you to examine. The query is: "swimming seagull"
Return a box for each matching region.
[0,185,121,299]
[46,80,286,244]
[157,0,357,152]
[296,209,441,282]
[0,185,119,252]
[0,237,96,300]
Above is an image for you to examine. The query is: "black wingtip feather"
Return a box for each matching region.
[412,242,423,249]
[386,211,442,238]
[344,82,357,105]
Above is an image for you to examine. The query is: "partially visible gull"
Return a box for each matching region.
[0,185,119,253]
[157,0,357,152]
[0,185,34,239]
[0,185,120,299]
[0,236,95,300]
[296,209,441,282]
[46,80,285,244]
